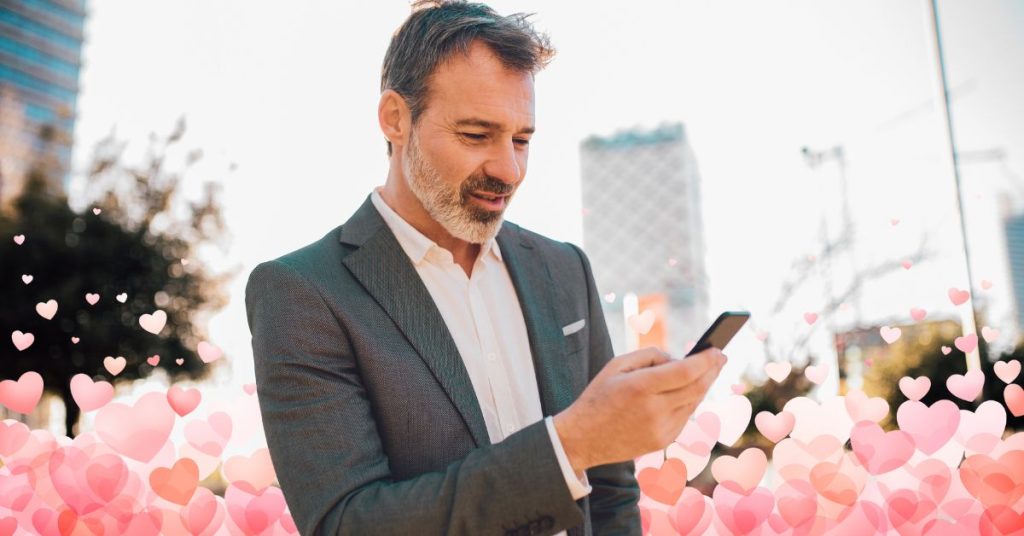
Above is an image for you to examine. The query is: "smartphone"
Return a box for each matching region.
[684,311,751,357]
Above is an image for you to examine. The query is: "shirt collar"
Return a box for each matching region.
[370,186,502,267]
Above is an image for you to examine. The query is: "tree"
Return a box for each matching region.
[0,117,235,438]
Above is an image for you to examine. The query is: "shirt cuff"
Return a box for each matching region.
[544,415,592,500]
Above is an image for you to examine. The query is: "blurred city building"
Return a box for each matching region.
[579,122,710,358]
[1004,211,1024,337]
[834,319,961,395]
[0,0,86,211]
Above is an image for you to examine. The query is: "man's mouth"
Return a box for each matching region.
[469,191,508,210]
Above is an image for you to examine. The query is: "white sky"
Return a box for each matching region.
[67,0,1024,441]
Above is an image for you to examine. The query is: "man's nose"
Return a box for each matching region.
[482,139,522,186]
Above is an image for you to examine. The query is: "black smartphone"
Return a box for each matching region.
[684,311,751,357]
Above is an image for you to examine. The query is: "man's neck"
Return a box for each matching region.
[377,184,480,275]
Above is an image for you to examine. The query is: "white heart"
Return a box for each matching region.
[85,293,100,305]
[981,326,1000,343]
[116,292,128,303]
[13,234,25,245]
[197,341,223,363]
[92,207,101,215]
[35,299,58,320]
[11,330,34,351]
[880,326,902,344]
[21,274,32,284]
[627,310,656,335]
[139,310,167,334]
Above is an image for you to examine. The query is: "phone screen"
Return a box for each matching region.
[684,311,751,357]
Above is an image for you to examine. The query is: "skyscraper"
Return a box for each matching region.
[579,122,710,358]
[0,0,86,210]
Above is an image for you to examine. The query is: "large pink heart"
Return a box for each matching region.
[896,399,960,455]
[711,448,767,495]
[843,389,888,423]
[850,421,915,475]
[180,487,226,536]
[184,412,233,457]
[0,420,30,456]
[95,391,176,462]
[667,487,711,535]
[946,369,985,402]
[69,374,114,412]
[0,371,43,414]
[224,482,286,534]
[166,385,202,417]
[48,446,107,515]
[712,484,774,535]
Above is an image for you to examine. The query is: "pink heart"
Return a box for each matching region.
[10,330,34,351]
[71,336,80,344]
[948,287,970,306]
[70,374,114,412]
[880,326,902,344]
[946,369,984,401]
[901,260,913,270]
[197,341,223,363]
[803,312,818,325]
[850,421,915,474]
[139,309,168,334]
[167,385,202,417]
[910,308,927,321]
[898,376,931,401]
[95,391,176,462]
[47,446,108,515]
[755,331,768,342]
[175,358,185,365]
[805,363,829,384]
[844,388,889,423]
[13,234,24,244]
[981,279,993,290]
[955,333,978,353]
[243,383,257,395]
[941,346,952,355]
[185,412,233,457]
[225,482,286,535]
[223,448,277,493]
[0,371,44,413]
[982,326,1000,343]
[667,487,711,535]
[0,420,31,456]
[713,484,774,534]
[764,362,792,382]
[103,356,127,376]
[180,487,224,535]
[35,299,58,320]
[1005,385,1024,417]
[116,292,127,303]
[147,354,160,366]
[92,207,101,215]
[21,274,32,284]
[994,360,1021,384]
[754,411,795,443]
[730,383,746,395]
[712,448,768,494]
[890,218,900,225]
[84,452,128,502]
[897,399,960,455]
[85,293,100,305]
[955,401,1006,453]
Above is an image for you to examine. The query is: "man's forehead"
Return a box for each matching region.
[451,117,535,134]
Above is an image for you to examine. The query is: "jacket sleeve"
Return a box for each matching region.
[567,243,643,535]
[245,259,586,536]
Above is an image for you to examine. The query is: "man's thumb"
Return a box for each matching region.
[614,347,672,374]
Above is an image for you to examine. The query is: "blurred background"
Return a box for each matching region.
[2,0,1023,496]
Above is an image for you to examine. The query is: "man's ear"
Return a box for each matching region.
[379,89,411,151]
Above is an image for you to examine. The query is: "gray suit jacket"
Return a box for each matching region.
[245,194,642,536]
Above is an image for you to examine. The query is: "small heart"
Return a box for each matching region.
[948,287,970,306]
[764,362,792,382]
[92,207,101,215]
[890,218,900,226]
[149,458,199,505]
[175,358,184,365]
[1005,385,1024,417]
[901,260,913,270]
[994,360,1021,384]
[865,358,874,367]
[667,258,678,266]
[603,292,616,303]
[197,341,223,363]
[139,309,168,334]
[167,385,201,417]
[981,279,993,290]
[181,259,189,266]
[628,310,656,335]
[955,334,979,354]
[243,383,257,395]
[35,299,58,320]
[805,364,829,384]
[13,234,25,245]
[85,293,100,305]
[910,308,927,321]
[71,336,80,344]
[804,312,818,325]
[899,376,931,401]
[730,384,746,395]
[116,292,127,303]
[880,326,902,344]
[941,346,952,355]
[981,326,1000,343]
[147,355,160,366]
[21,274,32,284]
[11,330,34,351]
[755,331,768,342]
[104,356,127,376]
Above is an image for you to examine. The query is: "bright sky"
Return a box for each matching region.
[68,0,1024,441]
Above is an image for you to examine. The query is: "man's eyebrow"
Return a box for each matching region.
[453,118,535,135]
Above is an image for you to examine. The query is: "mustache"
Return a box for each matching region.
[463,177,514,196]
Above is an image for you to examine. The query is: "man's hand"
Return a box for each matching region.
[553,346,726,473]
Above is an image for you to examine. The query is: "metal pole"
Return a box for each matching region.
[924,0,981,371]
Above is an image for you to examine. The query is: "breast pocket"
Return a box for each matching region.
[560,318,587,354]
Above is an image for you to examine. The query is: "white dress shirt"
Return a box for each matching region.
[370,187,591,530]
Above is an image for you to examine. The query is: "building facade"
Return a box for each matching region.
[579,122,710,358]
[0,0,86,210]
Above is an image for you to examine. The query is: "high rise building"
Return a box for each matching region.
[579,122,710,358]
[0,0,87,210]
[1005,212,1024,332]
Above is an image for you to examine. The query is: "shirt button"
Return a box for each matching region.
[487,353,496,362]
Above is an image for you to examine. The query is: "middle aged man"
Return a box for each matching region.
[245,2,727,535]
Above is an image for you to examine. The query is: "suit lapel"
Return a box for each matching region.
[339,193,574,449]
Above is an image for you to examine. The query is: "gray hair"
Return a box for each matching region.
[380,0,555,157]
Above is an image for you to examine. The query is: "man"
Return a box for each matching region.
[245,2,727,535]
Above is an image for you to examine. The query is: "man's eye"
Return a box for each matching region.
[461,133,486,141]
[514,139,530,146]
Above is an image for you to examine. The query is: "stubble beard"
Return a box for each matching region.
[403,131,508,245]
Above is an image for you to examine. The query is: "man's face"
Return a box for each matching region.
[401,40,535,245]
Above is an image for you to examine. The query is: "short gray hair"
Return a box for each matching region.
[380,0,555,157]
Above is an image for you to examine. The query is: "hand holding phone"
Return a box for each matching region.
[684,311,751,357]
